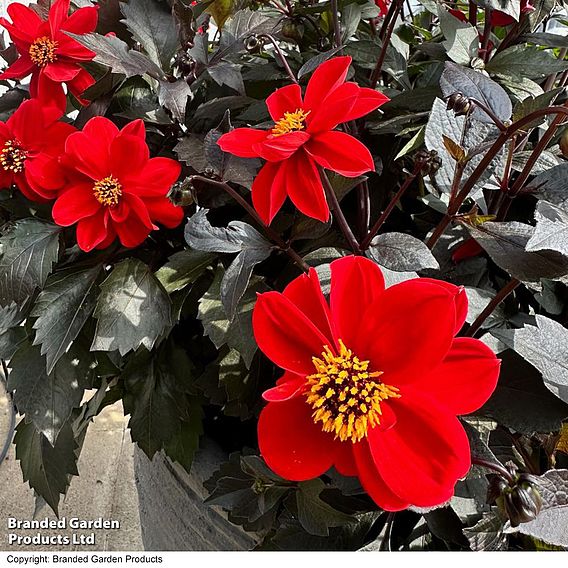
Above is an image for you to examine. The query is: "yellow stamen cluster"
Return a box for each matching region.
[93,175,122,207]
[306,340,400,443]
[0,140,27,173]
[271,109,310,136]
[29,36,58,67]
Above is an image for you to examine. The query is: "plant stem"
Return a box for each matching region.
[361,167,420,250]
[318,167,362,254]
[471,456,515,484]
[370,0,403,88]
[189,175,309,272]
[465,277,520,337]
[330,0,342,52]
[356,179,371,240]
[258,34,298,84]
[468,1,477,26]
[480,7,493,62]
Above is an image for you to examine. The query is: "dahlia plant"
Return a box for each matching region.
[1,0,568,551]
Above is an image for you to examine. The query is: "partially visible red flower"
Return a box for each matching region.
[52,117,184,252]
[492,0,534,26]
[375,0,389,17]
[0,98,75,201]
[0,0,98,105]
[253,256,500,510]
[452,238,484,263]
[217,56,389,224]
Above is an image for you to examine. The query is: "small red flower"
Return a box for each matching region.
[0,0,98,105]
[52,117,184,252]
[253,256,500,510]
[0,98,75,201]
[375,0,389,17]
[217,56,389,224]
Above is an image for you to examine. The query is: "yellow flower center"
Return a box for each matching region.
[28,36,58,67]
[306,340,400,443]
[0,140,27,173]
[271,108,310,137]
[93,175,122,207]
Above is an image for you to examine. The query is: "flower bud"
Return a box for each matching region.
[446,92,472,117]
[245,34,263,54]
[415,149,442,175]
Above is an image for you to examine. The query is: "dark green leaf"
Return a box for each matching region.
[91,259,173,356]
[438,8,478,66]
[208,62,245,94]
[0,218,61,307]
[486,46,568,81]
[297,46,343,79]
[528,162,568,210]
[526,201,568,258]
[367,232,439,271]
[31,265,102,374]
[155,249,214,294]
[512,89,563,128]
[464,512,507,551]
[158,79,192,122]
[14,420,78,516]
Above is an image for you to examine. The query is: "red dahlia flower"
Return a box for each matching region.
[254,256,500,510]
[52,117,184,252]
[0,98,74,201]
[0,0,97,105]
[217,56,389,224]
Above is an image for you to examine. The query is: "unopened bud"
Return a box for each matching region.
[415,149,442,175]
[245,34,263,54]
[446,92,473,117]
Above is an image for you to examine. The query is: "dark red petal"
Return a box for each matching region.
[0,55,34,79]
[305,131,374,177]
[253,291,330,375]
[110,134,149,180]
[144,197,184,228]
[76,208,108,252]
[334,443,358,477]
[258,398,338,481]
[303,56,352,111]
[122,192,153,230]
[52,183,100,226]
[66,67,96,104]
[286,151,329,222]
[283,268,334,344]
[417,338,500,415]
[114,207,152,248]
[217,128,267,158]
[49,0,71,36]
[353,441,409,511]
[266,83,303,122]
[329,256,385,351]
[419,278,468,335]
[369,393,471,507]
[251,161,287,225]
[127,157,181,197]
[60,6,98,34]
[255,131,309,162]
[360,279,456,383]
[120,119,146,139]
[343,87,390,122]
[262,372,305,402]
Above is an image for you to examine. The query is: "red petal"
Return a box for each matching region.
[126,157,180,198]
[359,279,456,384]
[258,398,338,481]
[251,161,287,225]
[144,197,184,228]
[217,128,267,158]
[24,154,65,193]
[0,55,34,79]
[114,208,152,248]
[55,34,96,60]
[283,268,334,345]
[110,134,149,180]
[255,131,309,162]
[334,443,358,477]
[285,151,329,222]
[369,393,471,507]
[343,87,390,122]
[44,60,80,82]
[303,56,352,111]
[353,441,409,511]
[7,99,42,146]
[35,73,67,116]
[76,208,108,252]
[49,0,71,36]
[266,84,303,122]
[60,6,98,34]
[306,82,359,133]
[417,338,500,415]
[65,131,106,180]
[67,67,96,104]
[262,372,305,402]
[52,183,100,226]
[253,291,330,375]
[6,4,42,37]
[305,131,374,177]
[329,256,385,351]
[121,119,146,139]
[419,278,468,335]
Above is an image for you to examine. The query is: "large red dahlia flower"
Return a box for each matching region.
[0,98,74,201]
[253,256,500,510]
[0,0,97,105]
[217,56,389,224]
[52,117,184,252]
